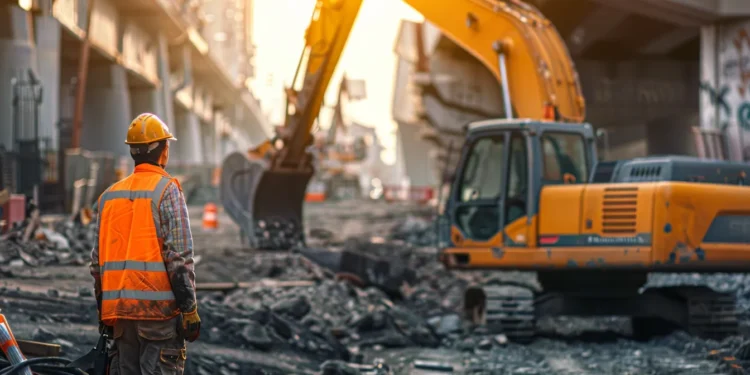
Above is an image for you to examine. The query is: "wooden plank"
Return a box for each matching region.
[17,339,61,357]
[196,279,314,292]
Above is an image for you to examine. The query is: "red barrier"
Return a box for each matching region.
[383,186,434,204]
[1,195,25,234]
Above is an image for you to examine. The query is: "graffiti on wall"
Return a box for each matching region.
[722,26,750,132]
[730,28,750,98]
[740,102,750,132]
[731,27,750,132]
[699,21,750,160]
[700,82,731,131]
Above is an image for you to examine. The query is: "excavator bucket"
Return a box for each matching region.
[220,151,313,250]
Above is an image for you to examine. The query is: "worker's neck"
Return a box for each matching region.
[135,161,165,170]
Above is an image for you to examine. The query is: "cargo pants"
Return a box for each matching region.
[108,316,186,375]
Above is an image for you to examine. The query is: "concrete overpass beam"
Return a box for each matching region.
[590,0,715,27]
[568,7,629,56]
[718,0,750,16]
[662,0,750,17]
[640,27,699,55]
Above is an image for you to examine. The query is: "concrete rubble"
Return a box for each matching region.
[1,201,750,374]
[0,212,96,267]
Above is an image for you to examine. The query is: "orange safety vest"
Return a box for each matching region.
[97,163,181,324]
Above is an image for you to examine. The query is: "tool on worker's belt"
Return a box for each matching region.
[69,329,110,375]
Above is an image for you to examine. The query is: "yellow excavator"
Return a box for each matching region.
[220,0,750,341]
[220,0,583,248]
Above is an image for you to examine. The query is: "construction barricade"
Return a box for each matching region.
[382,185,434,205]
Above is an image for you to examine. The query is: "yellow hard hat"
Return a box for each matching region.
[125,113,177,145]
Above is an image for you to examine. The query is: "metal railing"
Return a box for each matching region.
[692,126,729,160]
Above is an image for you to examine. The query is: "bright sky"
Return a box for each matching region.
[250,0,423,164]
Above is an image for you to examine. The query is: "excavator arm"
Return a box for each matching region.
[278,0,363,168]
[220,0,586,249]
[220,0,363,249]
[404,0,584,122]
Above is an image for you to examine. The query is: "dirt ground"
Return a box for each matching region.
[1,199,749,374]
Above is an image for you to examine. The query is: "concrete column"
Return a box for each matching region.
[81,63,131,158]
[220,135,233,157]
[34,13,61,149]
[156,31,174,128]
[0,4,37,150]
[200,120,215,164]
[59,61,77,121]
[129,87,160,118]
[700,19,750,161]
[214,112,225,162]
[174,109,203,165]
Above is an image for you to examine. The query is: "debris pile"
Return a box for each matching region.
[4,201,750,374]
[197,250,318,284]
[388,215,435,247]
[0,213,96,267]
[197,275,444,362]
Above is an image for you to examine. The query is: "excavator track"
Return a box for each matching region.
[633,285,739,341]
[484,284,536,343]
[465,282,536,343]
[686,289,739,340]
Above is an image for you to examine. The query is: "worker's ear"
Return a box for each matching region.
[159,141,170,167]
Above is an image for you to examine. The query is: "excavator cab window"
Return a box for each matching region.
[506,133,528,224]
[454,135,504,241]
[540,132,588,185]
[458,136,504,202]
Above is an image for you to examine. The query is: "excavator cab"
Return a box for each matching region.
[441,119,596,257]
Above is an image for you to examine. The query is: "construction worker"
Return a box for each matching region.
[89,113,200,375]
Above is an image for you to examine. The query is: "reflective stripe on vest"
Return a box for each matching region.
[98,167,180,323]
[97,175,171,236]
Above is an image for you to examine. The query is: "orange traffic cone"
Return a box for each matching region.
[202,203,218,230]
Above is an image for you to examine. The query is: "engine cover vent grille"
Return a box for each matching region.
[602,187,638,234]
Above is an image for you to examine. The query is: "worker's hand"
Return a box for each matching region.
[181,307,201,342]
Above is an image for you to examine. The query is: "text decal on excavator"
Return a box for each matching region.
[539,234,652,247]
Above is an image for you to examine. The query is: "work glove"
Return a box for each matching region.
[181,307,201,342]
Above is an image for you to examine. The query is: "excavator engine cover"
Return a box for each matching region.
[220,151,313,249]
